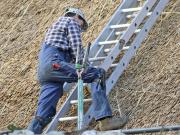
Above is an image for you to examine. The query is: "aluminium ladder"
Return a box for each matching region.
[45,0,170,133]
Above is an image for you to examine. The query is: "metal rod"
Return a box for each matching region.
[77,79,83,130]
[77,42,91,130]
[75,45,80,64]
[127,12,152,19]
[89,57,106,62]
[121,125,180,134]
[99,40,118,45]
[115,29,141,36]
[70,98,92,104]
[59,116,78,122]
[121,7,142,13]
[110,23,130,29]
[83,42,91,66]
[94,63,118,68]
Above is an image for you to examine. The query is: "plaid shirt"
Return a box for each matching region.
[44,16,84,63]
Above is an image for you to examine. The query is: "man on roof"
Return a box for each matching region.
[27,7,128,134]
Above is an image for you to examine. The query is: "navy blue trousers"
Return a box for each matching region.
[35,43,112,121]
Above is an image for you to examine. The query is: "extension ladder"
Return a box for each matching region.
[44,0,170,133]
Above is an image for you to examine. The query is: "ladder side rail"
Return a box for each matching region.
[100,0,158,71]
[93,1,140,61]
[83,0,169,128]
[106,0,170,94]
[45,0,168,132]
[60,0,155,129]
[45,85,78,132]
[63,83,74,93]
[89,0,137,57]
[120,0,157,44]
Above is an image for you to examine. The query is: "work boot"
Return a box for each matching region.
[95,116,128,131]
[27,116,51,134]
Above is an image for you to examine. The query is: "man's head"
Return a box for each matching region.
[65,8,88,31]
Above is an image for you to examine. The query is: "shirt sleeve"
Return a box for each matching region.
[67,19,84,63]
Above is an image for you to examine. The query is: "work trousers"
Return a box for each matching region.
[35,43,112,122]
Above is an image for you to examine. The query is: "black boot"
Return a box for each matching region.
[27,116,51,134]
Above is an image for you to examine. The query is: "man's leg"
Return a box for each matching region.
[28,82,64,134]
[90,82,112,120]
[40,57,127,131]
[81,67,113,119]
[50,63,113,119]
[48,62,113,118]
[83,68,128,131]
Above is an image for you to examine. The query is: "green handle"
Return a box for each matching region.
[75,64,82,69]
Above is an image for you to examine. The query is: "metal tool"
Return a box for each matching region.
[75,43,91,130]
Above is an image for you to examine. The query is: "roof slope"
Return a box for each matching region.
[0,0,179,133]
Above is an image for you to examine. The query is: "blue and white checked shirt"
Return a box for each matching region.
[44,16,84,63]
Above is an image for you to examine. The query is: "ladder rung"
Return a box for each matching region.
[99,40,118,45]
[104,48,111,53]
[104,46,130,53]
[115,31,125,36]
[111,63,118,68]
[89,57,106,62]
[59,116,77,122]
[70,99,92,104]
[115,29,141,36]
[94,63,118,68]
[110,24,130,29]
[126,14,136,19]
[127,12,152,19]
[121,7,142,13]
[122,46,130,50]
